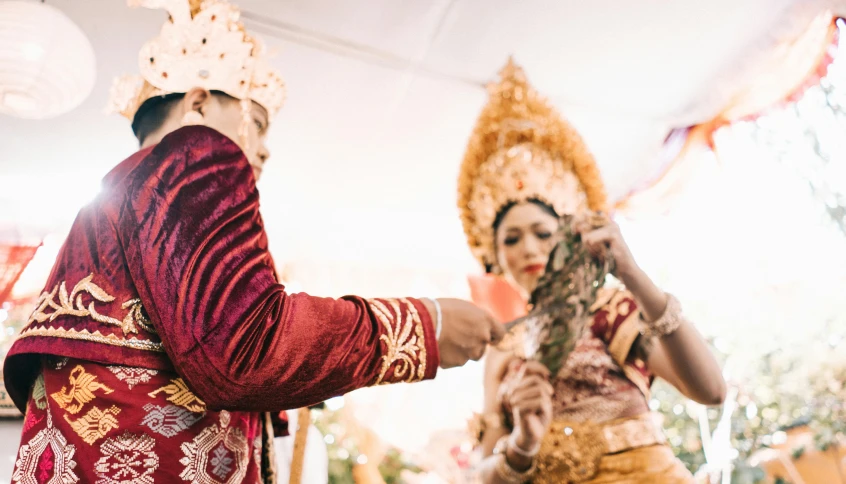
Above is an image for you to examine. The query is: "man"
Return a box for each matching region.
[4,1,502,482]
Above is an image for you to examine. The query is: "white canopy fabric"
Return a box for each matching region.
[1,0,839,267]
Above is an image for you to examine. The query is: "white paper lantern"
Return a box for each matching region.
[0,1,96,119]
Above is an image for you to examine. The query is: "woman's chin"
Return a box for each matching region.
[513,276,537,298]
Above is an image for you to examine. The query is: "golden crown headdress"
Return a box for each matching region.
[107,0,286,122]
[457,58,608,271]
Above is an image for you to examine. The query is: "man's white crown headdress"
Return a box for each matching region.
[108,0,286,122]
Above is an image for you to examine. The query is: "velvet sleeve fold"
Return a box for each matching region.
[114,126,438,411]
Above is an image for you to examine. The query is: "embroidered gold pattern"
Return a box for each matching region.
[149,378,207,413]
[108,366,159,389]
[12,411,79,484]
[27,274,154,336]
[367,298,427,385]
[124,298,157,334]
[50,365,114,415]
[179,411,250,484]
[64,405,122,445]
[95,431,159,484]
[535,420,605,484]
[16,326,164,352]
[533,414,666,484]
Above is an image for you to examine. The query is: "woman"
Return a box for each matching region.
[458,59,726,483]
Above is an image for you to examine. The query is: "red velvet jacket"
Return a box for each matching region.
[5,126,439,413]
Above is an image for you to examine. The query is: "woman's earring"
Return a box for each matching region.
[180,110,205,126]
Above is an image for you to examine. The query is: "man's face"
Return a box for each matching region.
[196,94,271,181]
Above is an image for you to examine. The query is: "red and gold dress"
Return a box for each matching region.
[478,280,693,483]
[459,59,696,484]
[5,126,438,483]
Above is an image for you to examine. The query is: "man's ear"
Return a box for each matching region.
[181,87,212,116]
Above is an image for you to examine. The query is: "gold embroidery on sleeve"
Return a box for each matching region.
[50,366,115,415]
[149,378,207,413]
[124,299,157,334]
[367,298,427,385]
[27,274,153,336]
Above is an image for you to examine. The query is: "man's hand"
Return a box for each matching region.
[421,298,505,369]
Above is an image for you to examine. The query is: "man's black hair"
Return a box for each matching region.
[130,90,235,144]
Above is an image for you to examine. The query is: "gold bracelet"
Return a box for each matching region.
[641,293,683,338]
[493,435,509,455]
[508,433,540,458]
[494,453,536,483]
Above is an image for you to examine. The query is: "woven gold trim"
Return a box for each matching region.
[17,326,164,353]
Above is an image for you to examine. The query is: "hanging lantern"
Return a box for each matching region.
[0,1,96,119]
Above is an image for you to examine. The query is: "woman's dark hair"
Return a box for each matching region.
[130,90,235,144]
[486,198,559,273]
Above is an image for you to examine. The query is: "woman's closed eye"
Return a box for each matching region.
[535,231,552,240]
[503,235,520,246]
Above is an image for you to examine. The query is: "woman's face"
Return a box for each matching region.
[495,202,560,294]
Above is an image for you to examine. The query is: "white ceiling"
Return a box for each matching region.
[0,0,836,274]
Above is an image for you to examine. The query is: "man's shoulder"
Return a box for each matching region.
[111,126,249,192]
[102,126,249,202]
[152,125,245,173]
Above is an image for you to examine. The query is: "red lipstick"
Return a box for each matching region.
[523,264,545,274]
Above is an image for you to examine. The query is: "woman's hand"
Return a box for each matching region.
[575,215,727,406]
[576,215,640,284]
[505,360,554,453]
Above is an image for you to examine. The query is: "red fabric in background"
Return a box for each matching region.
[467,274,527,323]
[0,244,40,305]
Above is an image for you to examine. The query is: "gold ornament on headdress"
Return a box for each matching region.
[457,58,608,271]
[107,0,286,122]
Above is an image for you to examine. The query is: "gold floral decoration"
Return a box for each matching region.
[367,298,427,385]
[27,274,154,336]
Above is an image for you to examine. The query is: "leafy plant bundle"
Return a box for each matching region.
[508,215,614,376]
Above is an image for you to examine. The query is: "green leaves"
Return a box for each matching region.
[522,215,612,375]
